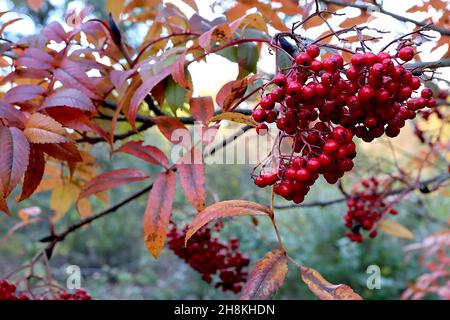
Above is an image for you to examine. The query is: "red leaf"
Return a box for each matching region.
[300,266,363,300]
[129,66,173,129]
[150,115,188,144]
[185,200,272,244]
[40,88,95,113]
[3,85,45,104]
[16,48,53,70]
[39,143,82,162]
[54,59,101,99]
[0,101,27,129]
[216,78,249,111]
[115,140,169,167]
[171,53,187,88]
[177,147,205,211]
[190,96,215,124]
[0,194,9,215]
[79,168,150,199]
[42,21,67,42]
[0,126,30,197]
[240,249,289,300]
[19,144,45,201]
[144,170,176,258]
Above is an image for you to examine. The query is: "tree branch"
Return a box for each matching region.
[78,107,252,144]
[274,172,450,209]
[42,124,255,258]
[320,0,450,36]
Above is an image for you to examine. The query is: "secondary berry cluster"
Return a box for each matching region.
[0,280,29,300]
[252,44,435,203]
[0,279,91,300]
[167,223,250,293]
[344,177,397,242]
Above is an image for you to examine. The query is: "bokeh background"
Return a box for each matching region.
[0,0,449,299]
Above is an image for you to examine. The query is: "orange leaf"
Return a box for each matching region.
[216,78,249,111]
[229,13,268,34]
[144,170,176,258]
[106,0,125,20]
[198,24,232,51]
[209,111,257,127]
[240,249,289,300]
[19,144,45,201]
[185,200,272,244]
[78,168,150,199]
[300,266,363,300]
[190,96,215,124]
[27,0,43,12]
[177,147,205,211]
[24,113,71,144]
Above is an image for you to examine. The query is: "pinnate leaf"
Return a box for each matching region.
[185,200,272,244]
[300,265,363,300]
[144,170,176,258]
[240,249,289,300]
[177,147,205,211]
[115,140,168,167]
[210,112,257,127]
[0,126,30,197]
[19,144,45,201]
[190,96,215,124]
[378,219,414,240]
[24,113,72,144]
[79,168,150,199]
[40,88,95,113]
[3,84,45,104]
[216,78,249,111]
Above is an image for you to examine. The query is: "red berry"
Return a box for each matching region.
[398,47,414,61]
[306,44,320,58]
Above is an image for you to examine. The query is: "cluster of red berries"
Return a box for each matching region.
[256,125,356,203]
[0,280,29,300]
[344,177,398,242]
[58,289,91,300]
[0,279,91,300]
[167,223,250,293]
[252,43,436,203]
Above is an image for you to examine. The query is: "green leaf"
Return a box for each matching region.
[237,43,259,79]
[165,77,187,115]
[216,46,238,63]
[277,50,291,71]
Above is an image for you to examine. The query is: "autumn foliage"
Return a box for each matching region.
[0,0,449,300]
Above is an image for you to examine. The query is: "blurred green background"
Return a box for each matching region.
[0,0,449,300]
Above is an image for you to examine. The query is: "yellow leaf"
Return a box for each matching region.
[378,219,414,240]
[300,265,363,300]
[76,198,92,218]
[106,0,125,20]
[210,112,257,127]
[50,183,80,222]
